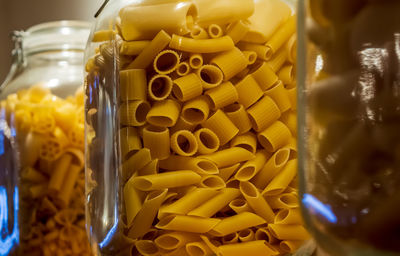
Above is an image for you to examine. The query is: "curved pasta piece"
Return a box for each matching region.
[224,104,252,134]
[143,125,171,160]
[120,40,150,55]
[173,73,203,102]
[208,24,223,38]
[153,50,180,74]
[275,208,303,225]
[254,228,278,244]
[122,148,152,182]
[199,147,254,168]
[155,232,199,250]
[264,80,291,113]
[156,215,221,233]
[135,240,160,256]
[197,65,224,89]
[132,170,201,191]
[239,181,275,223]
[186,241,213,256]
[280,240,305,254]
[237,42,271,61]
[176,61,191,76]
[119,100,151,126]
[119,3,194,40]
[251,147,290,189]
[250,61,278,91]
[182,96,210,124]
[202,109,239,145]
[268,224,310,241]
[120,69,147,101]
[238,229,255,242]
[278,65,295,86]
[127,189,168,239]
[235,75,263,109]
[171,130,198,156]
[226,20,250,44]
[235,151,269,181]
[148,74,174,101]
[199,175,226,190]
[265,15,296,58]
[159,155,219,175]
[169,35,235,53]
[230,132,257,154]
[127,30,172,69]
[147,99,181,127]
[191,26,209,40]
[188,188,240,218]
[247,95,281,132]
[189,53,204,69]
[257,121,291,152]
[218,163,240,182]
[119,127,142,160]
[209,212,266,237]
[205,82,238,110]
[194,128,220,155]
[211,47,247,81]
[262,159,297,196]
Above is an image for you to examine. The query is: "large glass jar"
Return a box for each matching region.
[85,0,306,255]
[0,21,92,255]
[298,0,400,255]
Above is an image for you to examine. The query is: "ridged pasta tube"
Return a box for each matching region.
[170,130,198,156]
[196,65,224,89]
[264,81,291,113]
[119,69,147,101]
[265,15,296,58]
[142,125,171,160]
[235,75,263,109]
[189,53,204,69]
[229,132,258,154]
[176,61,191,76]
[202,109,239,145]
[132,170,201,191]
[159,155,219,175]
[247,95,281,132]
[190,26,209,40]
[262,159,297,196]
[278,65,295,85]
[173,73,203,102]
[250,61,279,91]
[224,104,252,134]
[200,147,254,168]
[226,20,250,44]
[182,96,210,125]
[194,128,220,155]
[211,47,248,81]
[205,82,238,110]
[169,35,235,53]
[257,121,291,152]
[119,100,151,126]
[146,99,181,127]
[153,50,180,75]
[148,74,174,101]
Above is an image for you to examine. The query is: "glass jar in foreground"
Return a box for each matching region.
[86,0,307,255]
[298,0,400,255]
[0,21,92,255]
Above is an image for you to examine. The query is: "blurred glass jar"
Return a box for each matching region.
[298,0,400,255]
[0,21,92,255]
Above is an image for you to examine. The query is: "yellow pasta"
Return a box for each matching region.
[266,46,288,72]
[155,232,199,250]
[128,189,168,239]
[238,229,255,242]
[159,155,219,175]
[258,121,291,152]
[219,164,240,182]
[235,150,270,181]
[255,228,279,244]
[199,175,226,189]
[242,51,258,65]
[275,208,303,225]
[92,30,115,42]
[210,47,247,81]
[250,61,279,91]
[237,42,271,61]
[278,65,294,86]
[146,99,181,127]
[205,82,238,110]
[222,233,239,245]
[170,130,198,156]
[122,148,152,182]
[172,73,203,102]
[188,188,240,218]
[56,164,81,208]
[132,170,201,191]
[119,69,147,101]
[182,96,210,125]
[226,20,250,44]
[120,40,150,55]
[264,80,291,113]
[266,15,296,57]
[208,24,223,38]
[200,147,254,168]
[239,181,275,223]
[127,30,171,69]
[189,53,204,69]
[280,240,305,254]
[119,2,194,40]
[119,100,151,126]
[287,86,297,110]
[235,75,263,109]
[135,240,160,256]
[286,34,296,64]
[247,95,281,132]
[142,125,171,160]
[280,111,297,136]
[230,132,257,154]
[32,108,56,134]
[30,183,48,199]
[194,128,220,155]
[252,147,291,189]
[169,35,235,53]
[176,61,191,76]
[268,224,310,241]
[191,26,209,40]
[48,153,72,194]
[262,159,297,196]
[209,212,266,237]
[196,65,224,89]
[265,192,299,210]
[21,167,47,183]
[119,127,142,160]
[124,178,143,227]
[156,215,220,233]
[170,116,197,135]
[160,188,218,216]
[148,74,174,101]
[138,159,159,176]
[154,50,180,75]
[186,241,213,256]
[202,109,239,145]
[224,103,252,134]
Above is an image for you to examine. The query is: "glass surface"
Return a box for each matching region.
[0,21,91,255]
[298,1,400,255]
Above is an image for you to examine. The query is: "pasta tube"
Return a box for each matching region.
[148,74,174,101]
[194,128,220,155]
[199,175,226,189]
[173,73,203,102]
[153,50,180,75]
[238,229,255,242]
[170,130,198,156]
[217,240,279,256]
[262,159,297,196]
[119,69,147,101]
[205,82,238,110]
[210,47,248,81]
[230,132,258,154]
[169,35,235,53]
[156,215,221,233]
[199,147,255,168]
[224,104,252,134]
[186,241,213,256]
[268,224,310,241]
[132,170,202,191]
[142,125,171,160]
[146,99,181,127]
[159,155,219,175]
[155,232,199,250]
[235,75,263,109]
[257,121,291,152]
[235,151,269,181]
[209,212,266,236]
[228,199,253,214]
[202,109,239,145]
[247,95,281,132]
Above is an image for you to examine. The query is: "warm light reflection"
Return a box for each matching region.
[302,194,337,223]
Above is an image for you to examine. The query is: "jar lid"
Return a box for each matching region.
[22,20,91,54]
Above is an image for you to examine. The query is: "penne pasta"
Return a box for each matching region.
[119,127,142,160]
[228,198,253,214]
[119,69,147,101]
[148,74,174,101]
[135,240,160,256]
[257,121,291,152]
[235,151,269,181]
[169,35,235,53]
[196,65,224,89]
[194,128,220,155]
[238,229,255,242]
[199,175,226,190]
[202,109,239,145]
[275,208,303,225]
[265,192,299,210]
[186,241,213,256]
[142,125,171,160]
[205,82,238,110]
[124,178,144,227]
[48,153,72,194]
[239,181,275,223]
[210,47,247,81]
[209,212,266,237]
[222,233,239,245]
[132,170,201,191]
[159,155,219,175]
[224,103,252,134]
[235,75,263,109]
[153,50,180,75]
[122,148,152,182]
[280,240,305,254]
[156,215,221,233]
[155,231,199,250]
[255,228,279,244]
[247,95,281,132]
[173,73,203,102]
[146,99,181,127]
[219,163,241,182]
[217,240,279,256]
[262,159,297,196]
[199,147,254,168]
[268,224,310,241]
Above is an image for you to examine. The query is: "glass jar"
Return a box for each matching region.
[298,0,400,255]
[0,21,92,255]
[85,0,305,255]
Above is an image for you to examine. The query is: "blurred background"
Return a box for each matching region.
[0,0,103,83]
